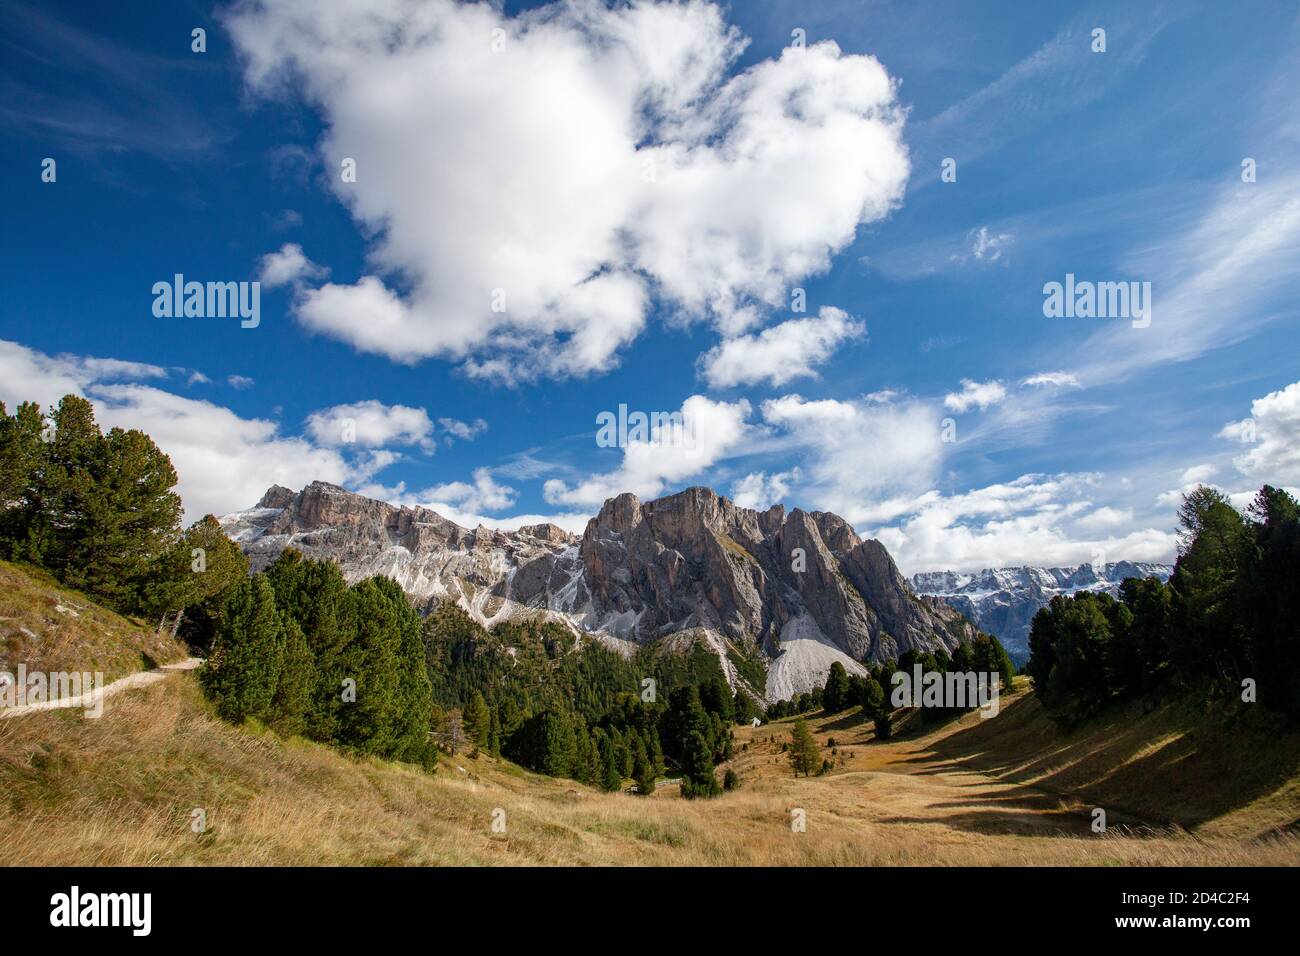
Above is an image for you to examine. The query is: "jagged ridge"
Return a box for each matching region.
[221,482,977,700]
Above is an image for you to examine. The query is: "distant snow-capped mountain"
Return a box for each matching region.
[910,562,1173,664]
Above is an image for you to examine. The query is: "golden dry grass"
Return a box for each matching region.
[2,672,1297,866]
[0,559,189,690]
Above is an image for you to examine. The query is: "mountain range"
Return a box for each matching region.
[910,562,1174,663]
[220,481,978,702]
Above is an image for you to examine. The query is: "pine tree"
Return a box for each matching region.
[463,690,491,752]
[679,729,720,798]
[859,676,885,717]
[822,661,851,713]
[600,733,622,792]
[663,685,712,766]
[632,734,655,795]
[0,400,46,558]
[488,706,503,757]
[787,719,820,777]
[386,576,435,765]
[268,617,315,737]
[202,576,285,723]
[539,710,577,778]
[650,727,666,778]
[335,577,403,755]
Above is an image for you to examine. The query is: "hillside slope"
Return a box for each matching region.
[0,559,189,700]
[3,669,1297,865]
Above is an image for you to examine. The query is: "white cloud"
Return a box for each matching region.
[437,417,488,442]
[225,0,909,379]
[1075,506,1134,530]
[1220,380,1300,487]
[699,306,864,388]
[868,474,1177,575]
[1179,463,1216,485]
[304,400,436,452]
[422,468,517,513]
[970,225,1013,262]
[78,383,364,524]
[943,378,1007,413]
[227,374,255,390]
[258,242,328,288]
[544,395,751,507]
[1022,371,1081,389]
[731,469,799,510]
[760,394,945,524]
[0,339,405,523]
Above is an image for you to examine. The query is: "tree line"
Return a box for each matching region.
[1027,485,1300,726]
[1,394,248,643]
[425,603,753,796]
[202,550,437,764]
[766,630,1015,739]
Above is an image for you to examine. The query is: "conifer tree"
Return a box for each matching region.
[600,733,622,792]
[650,727,666,778]
[335,577,403,755]
[632,734,655,795]
[269,617,314,737]
[464,689,491,751]
[787,719,821,777]
[202,576,285,723]
[679,730,720,798]
[822,661,851,713]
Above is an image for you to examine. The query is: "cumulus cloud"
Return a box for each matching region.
[224,0,909,379]
[760,393,945,524]
[868,474,1177,575]
[699,306,864,388]
[227,374,255,390]
[437,417,488,443]
[1,339,410,522]
[357,476,592,534]
[420,468,517,513]
[258,242,328,288]
[731,469,799,510]
[544,395,751,507]
[304,400,437,453]
[943,378,1007,413]
[1220,379,1300,487]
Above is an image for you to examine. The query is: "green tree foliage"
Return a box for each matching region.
[268,617,315,737]
[787,719,821,777]
[1027,485,1300,724]
[679,730,721,798]
[0,394,248,629]
[463,689,491,751]
[202,576,285,723]
[632,734,655,795]
[722,768,739,791]
[822,660,851,713]
[599,730,622,791]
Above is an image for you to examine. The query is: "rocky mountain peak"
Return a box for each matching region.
[222,481,979,702]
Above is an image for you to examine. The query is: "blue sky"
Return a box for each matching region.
[2,0,1298,573]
